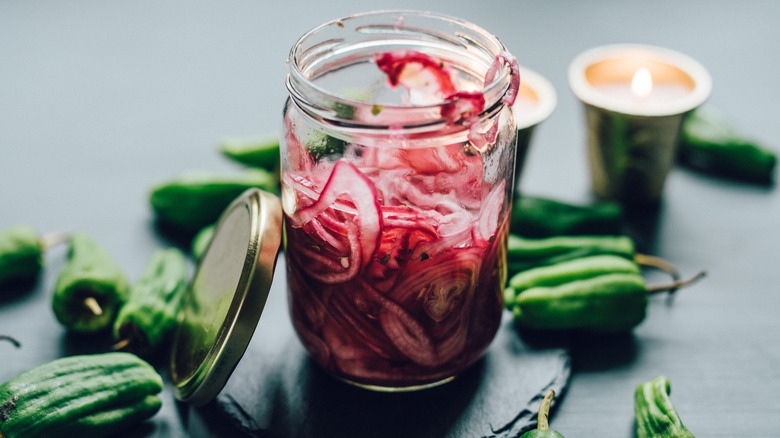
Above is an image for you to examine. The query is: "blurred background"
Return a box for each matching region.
[2,1,779,436]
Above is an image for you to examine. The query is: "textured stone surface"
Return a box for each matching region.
[215,307,571,438]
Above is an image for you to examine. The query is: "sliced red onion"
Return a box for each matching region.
[372,287,438,366]
[475,179,506,242]
[374,50,457,97]
[484,51,521,106]
[292,160,382,269]
[440,91,485,125]
[289,221,361,284]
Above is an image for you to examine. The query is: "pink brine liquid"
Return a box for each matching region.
[283,48,518,389]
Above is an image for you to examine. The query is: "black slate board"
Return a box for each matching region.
[210,273,572,438]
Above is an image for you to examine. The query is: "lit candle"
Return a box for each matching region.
[595,66,692,110]
[568,44,712,204]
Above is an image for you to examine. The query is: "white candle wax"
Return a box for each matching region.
[513,95,537,121]
[596,81,692,109]
[568,44,712,117]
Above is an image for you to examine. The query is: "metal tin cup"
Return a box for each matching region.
[568,44,712,204]
[513,66,556,189]
[282,10,520,391]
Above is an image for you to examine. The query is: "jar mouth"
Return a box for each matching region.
[286,10,515,130]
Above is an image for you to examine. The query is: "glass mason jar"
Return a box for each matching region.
[282,10,519,391]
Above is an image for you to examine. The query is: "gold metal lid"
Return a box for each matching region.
[170,188,282,406]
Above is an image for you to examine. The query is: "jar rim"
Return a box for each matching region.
[286,10,515,129]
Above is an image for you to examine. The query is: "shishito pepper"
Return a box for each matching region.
[504,254,641,307]
[190,224,215,261]
[634,376,695,438]
[113,248,189,356]
[510,272,650,332]
[0,225,43,287]
[149,169,277,234]
[507,234,682,281]
[506,255,705,332]
[0,352,163,438]
[0,226,67,290]
[519,389,565,437]
[679,107,777,184]
[507,233,636,276]
[52,232,129,334]
[219,135,281,173]
[511,194,623,238]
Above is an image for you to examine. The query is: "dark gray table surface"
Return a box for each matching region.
[2,1,779,436]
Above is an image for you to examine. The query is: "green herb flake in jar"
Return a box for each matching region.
[282,10,520,390]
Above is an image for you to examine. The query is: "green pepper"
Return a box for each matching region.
[0,225,43,287]
[505,254,640,308]
[190,224,216,261]
[511,194,623,238]
[679,107,777,184]
[519,389,565,437]
[305,130,347,163]
[507,233,636,276]
[149,169,277,234]
[0,352,163,438]
[113,248,189,356]
[508,266,705,332]
[219,135,281,173]
[52,232,129,334]
[511,272,649,332]
[634,376,695,438]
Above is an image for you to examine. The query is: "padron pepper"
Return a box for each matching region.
[113,248,189,357]
[304,130,347,163]
[506,255,705,332]
[507,233,636,276]
[190,223,215,261]
[679,107,777,185]
[519,389,565,437]
[0,225,65,289]
[219,134,281,173]
[0,225,42,287]
[634,376,695,438]
[149,169,277,234]
[507,233,682,281]
[52,232,129,334]
[511,194,623,238]
[0,352,163,438]
[504,254,641,308]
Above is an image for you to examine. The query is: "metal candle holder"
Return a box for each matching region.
[513,66,557,188]
[568,44,712,204]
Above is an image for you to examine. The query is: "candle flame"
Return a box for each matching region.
[631,67,653,98]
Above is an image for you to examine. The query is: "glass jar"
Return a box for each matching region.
[282,10,519,391]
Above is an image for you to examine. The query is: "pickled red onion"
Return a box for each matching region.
[292,159,382,269]
[374,50,457,97]
[484,51,521,106]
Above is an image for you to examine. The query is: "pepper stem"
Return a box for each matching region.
[39,231,69,250]
[111,338,131,352]
[84,297,103,316]
[537,389,555,430]
[634,253,681,281]
[0,335,21,348]
[646,270,707,295]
